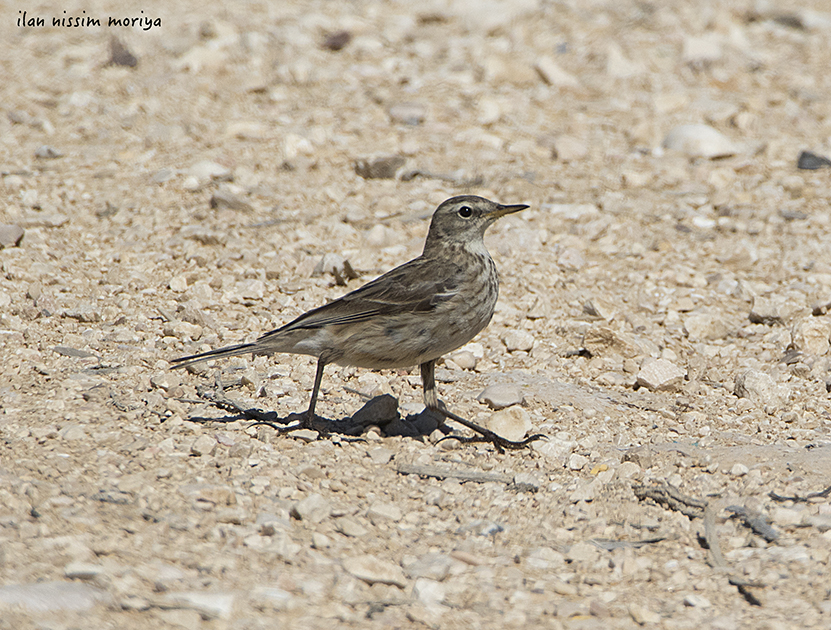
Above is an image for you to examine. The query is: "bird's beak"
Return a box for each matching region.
[491,203,529,218]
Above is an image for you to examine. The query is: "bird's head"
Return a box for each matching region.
[423,196,528,254]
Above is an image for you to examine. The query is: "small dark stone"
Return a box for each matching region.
[322,30,352,51]
[0,224,24,248]
[797,150,831,170]
[355,156,406,179]
[109,35,138,67]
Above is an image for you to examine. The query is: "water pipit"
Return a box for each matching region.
[172,195,543,450]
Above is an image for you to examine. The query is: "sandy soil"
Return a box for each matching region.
[1,1,831,628]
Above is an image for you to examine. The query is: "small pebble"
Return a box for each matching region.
[636,358,686,392]
[485,406,531,442]
[0,224,24,248]
[342,555,407,588]
[291,493,331,523]
[730,463,749,476]
[662,124,737,159]
[477,383,524,409]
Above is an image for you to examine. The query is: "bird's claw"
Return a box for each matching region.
[436,431,547,453]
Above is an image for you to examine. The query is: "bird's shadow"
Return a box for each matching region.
[183,392,446,441]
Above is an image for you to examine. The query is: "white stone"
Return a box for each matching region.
[190,434,217,456]
[637,358,686,392]
[187,160,230,182]
[629,603,661,624]
[662,124,738,159]
[367,502,403,524]
[413,578,446,608]
[568,453,589,470]
[791,317,831,355]
[237,279,265,300]
[683,593,712,608]
[291,493,331,523]
[406,553,452,581]
[682,34,723,66]
[534,56,579,87]
[477,383,524,409]
[503,329,534,352]
[342,555,407,588]
[552,136,588,162]
[734,369,783,408]
[729,463,749,476]
[684,312,731,341]
[484,406,531,442]
[163,591,235,620]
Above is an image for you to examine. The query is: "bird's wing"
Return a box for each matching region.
[259,256,462,339]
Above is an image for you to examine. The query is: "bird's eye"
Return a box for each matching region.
[458,206,473,218]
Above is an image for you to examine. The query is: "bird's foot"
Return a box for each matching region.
[436,430,546,454]
[431,403,546,453]
[250,411,328,437]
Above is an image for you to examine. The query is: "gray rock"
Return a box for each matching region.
[0,224,24,248]
[342,554,407,588]
[0,581,110,612]
[636,358,686,392]
[662,124,737,159]
[477,383,524,409]
[291,493,331,523]
[485,406,531,441]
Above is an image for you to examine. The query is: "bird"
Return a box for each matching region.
[171,195,543,450]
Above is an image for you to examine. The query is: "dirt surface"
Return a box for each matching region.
[2,1,831,628]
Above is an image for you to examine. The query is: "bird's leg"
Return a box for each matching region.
[249,358,328,435]
[303,357,327,430]
[419,360,545,452]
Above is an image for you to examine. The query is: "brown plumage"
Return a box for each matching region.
[172,195,541,449]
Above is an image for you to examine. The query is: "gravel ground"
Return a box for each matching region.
[2,1,831,628]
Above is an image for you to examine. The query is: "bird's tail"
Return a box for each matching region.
[170,342,257,370]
